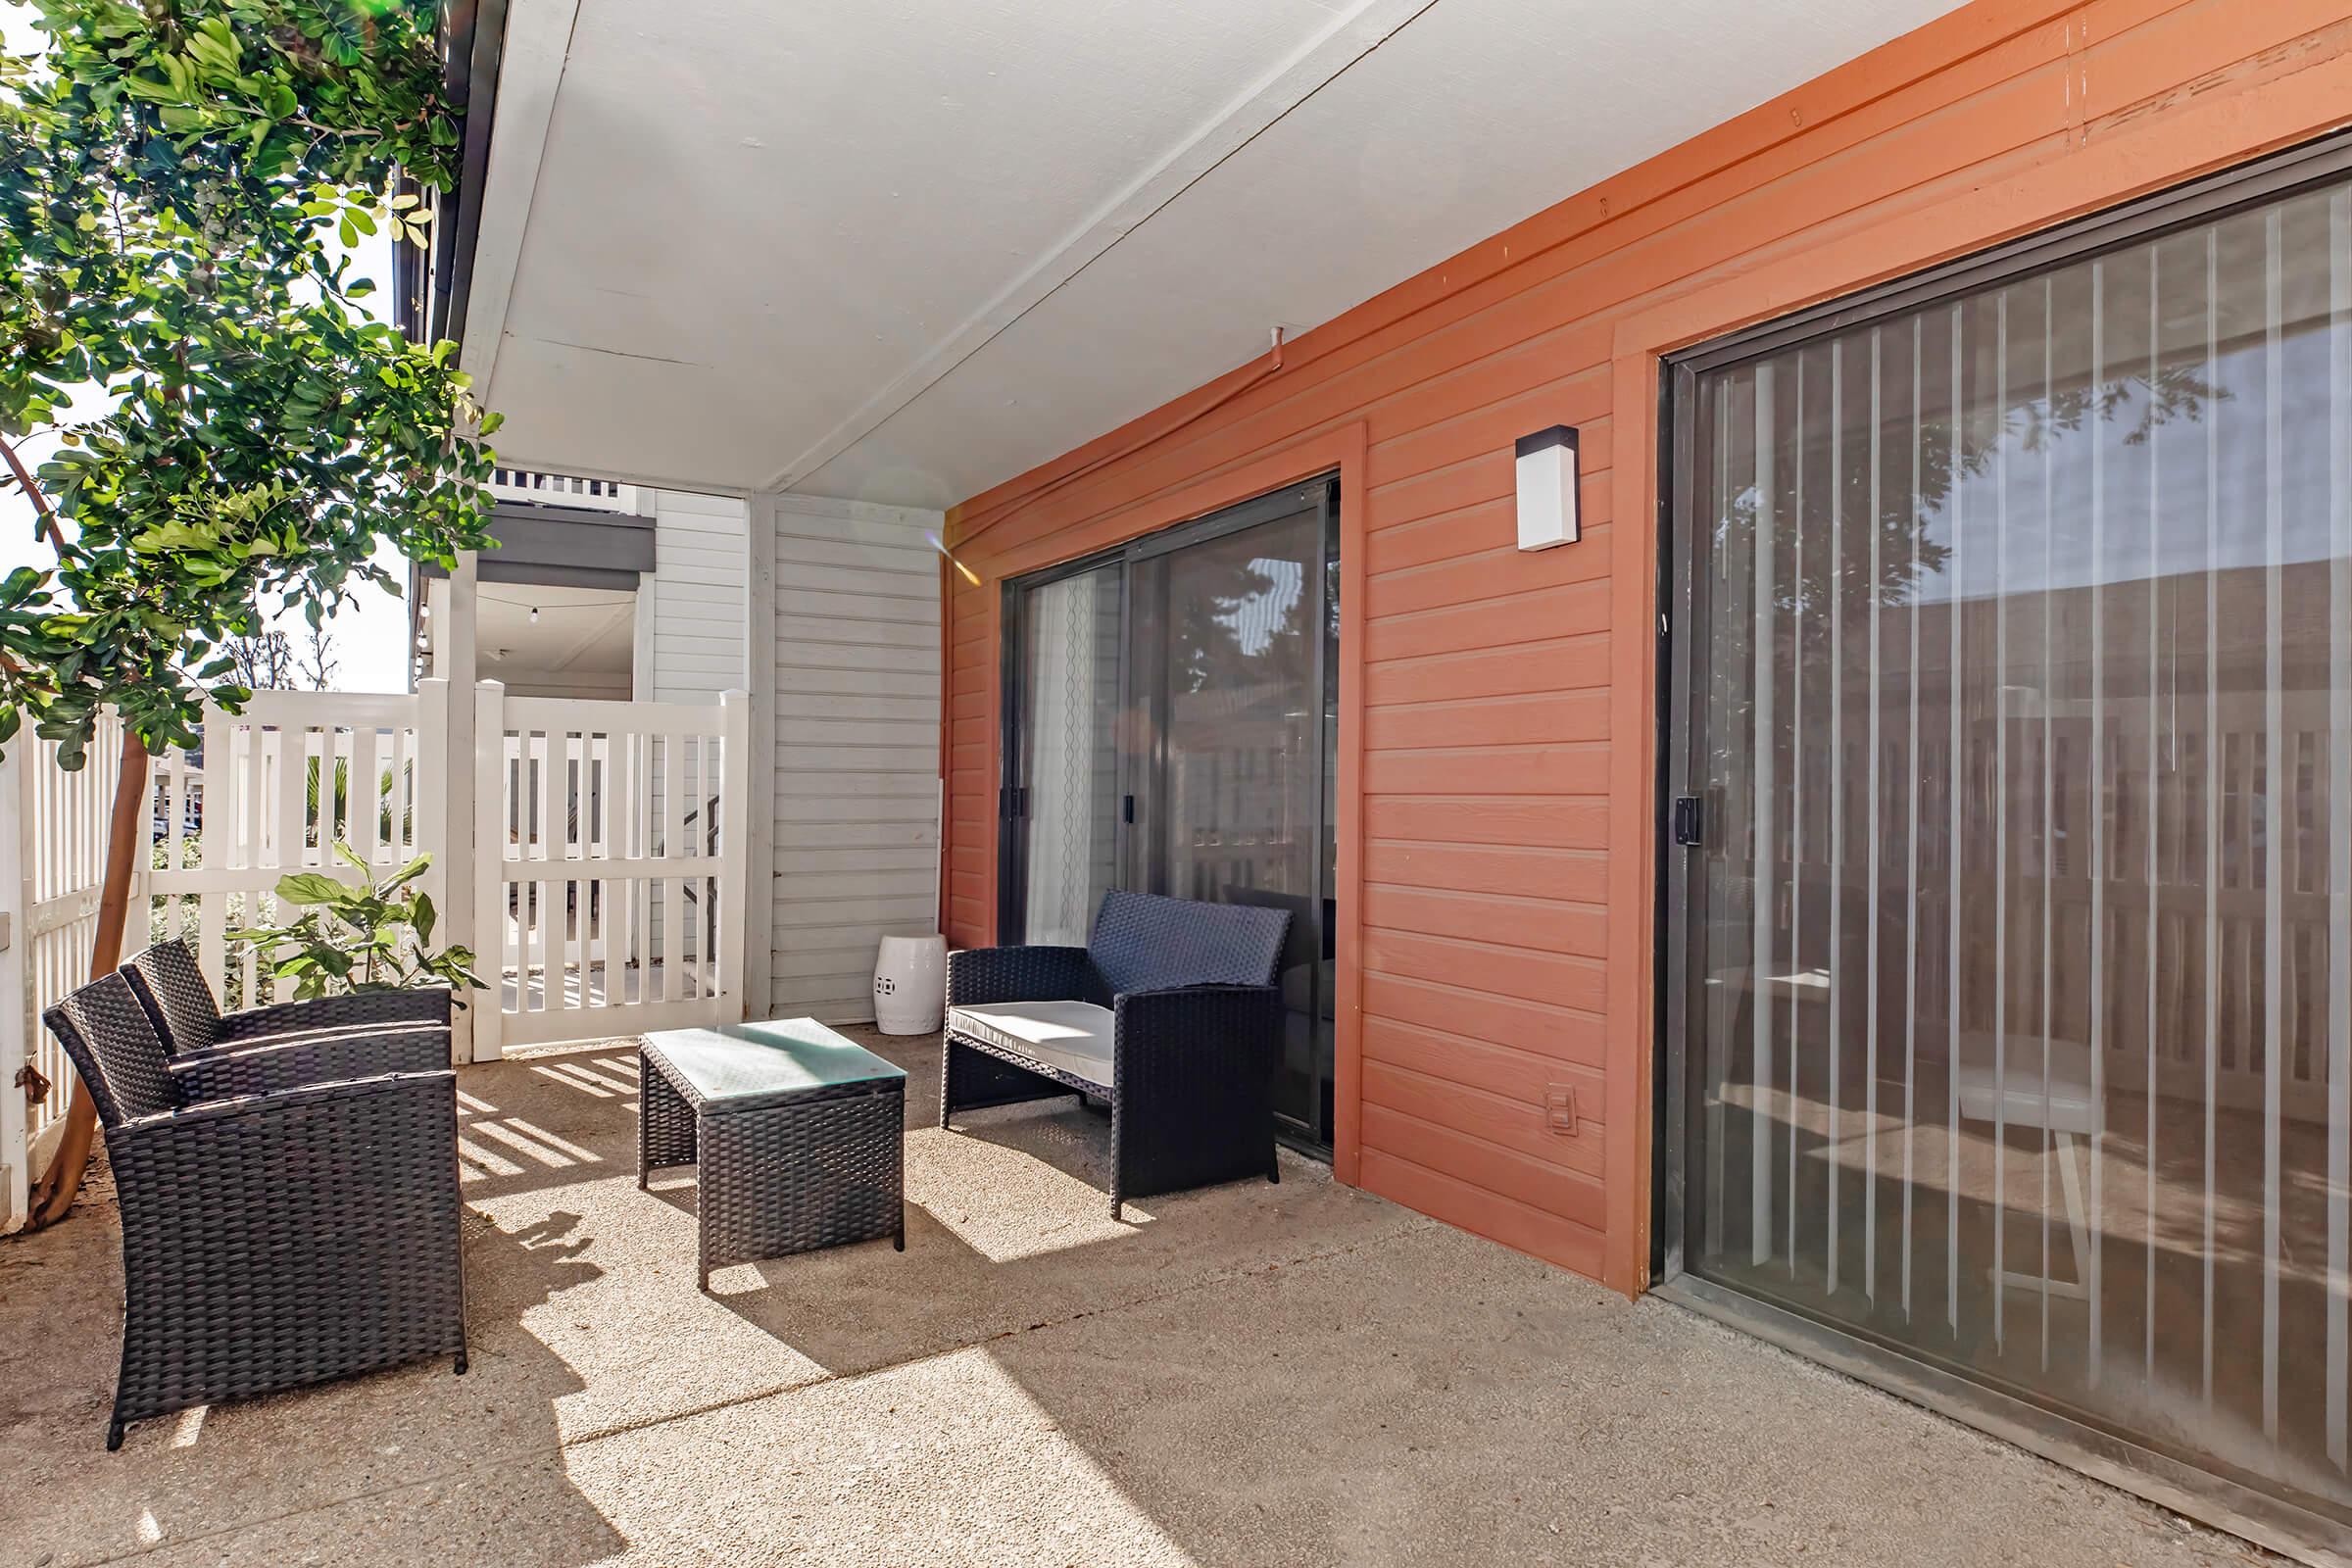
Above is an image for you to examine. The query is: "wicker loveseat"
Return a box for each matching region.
[43,971,466,1450]
[942,890,1291,1218]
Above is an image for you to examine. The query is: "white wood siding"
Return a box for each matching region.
[499,668,631,701]
[646,489,746,703]
[769,496,942,1021]
[640,490,747,957]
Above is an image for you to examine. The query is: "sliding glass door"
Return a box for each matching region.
[1002,478,1341,1146]
[1668,154,2352,1531]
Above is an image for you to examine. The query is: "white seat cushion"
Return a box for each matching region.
[1954,1032,2100,1135]
[948,1001,1114,1090]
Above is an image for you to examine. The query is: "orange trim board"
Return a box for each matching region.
[938,0,2352,1296]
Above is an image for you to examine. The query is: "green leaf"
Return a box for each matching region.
[381,852,430,892]
[273,871,347,906]
[130,518,221,554]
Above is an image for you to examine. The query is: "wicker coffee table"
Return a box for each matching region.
[638,1018,906,1290]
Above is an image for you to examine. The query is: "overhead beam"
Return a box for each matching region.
[758,0,1441,494]
[427,0,505,346]
[416,502,652,591]
[458,0,583,400]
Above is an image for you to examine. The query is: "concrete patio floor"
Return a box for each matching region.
[0,1030,2285,1567]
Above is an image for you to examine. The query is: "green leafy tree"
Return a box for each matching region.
[0,0,500,1227]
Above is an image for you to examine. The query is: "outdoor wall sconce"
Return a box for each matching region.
[1515,425,1579,551]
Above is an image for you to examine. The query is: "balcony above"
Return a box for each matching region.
[488,466,641,513]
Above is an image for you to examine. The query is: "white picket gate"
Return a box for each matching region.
[470,683,751,1056]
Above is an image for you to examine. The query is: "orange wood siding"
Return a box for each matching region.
[937,0,2352,1294]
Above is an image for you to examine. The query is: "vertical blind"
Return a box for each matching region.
[1019,567,1121,946]
[1687,178,2351,1519]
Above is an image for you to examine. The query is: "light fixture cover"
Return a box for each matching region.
[1515,424,1579,551]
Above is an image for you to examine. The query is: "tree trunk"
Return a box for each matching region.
[24,725,148,1229]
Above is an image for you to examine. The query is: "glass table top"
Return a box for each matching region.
[642,1018,906,1102]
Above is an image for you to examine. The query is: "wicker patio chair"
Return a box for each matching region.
[942,890,1290,1218]
[43,971,467,1450]
[123,937,451,1055]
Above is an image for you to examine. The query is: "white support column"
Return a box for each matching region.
[630,568,658,702]
[415,679,453,1063]
[443,552,481,1060]
[425,577,453,680]
[742,494,779,1019]
[472,679,507,1062]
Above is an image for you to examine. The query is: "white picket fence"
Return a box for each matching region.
[1,681,752,1227]
[0,711,127,1231]
[146,688,450,1010]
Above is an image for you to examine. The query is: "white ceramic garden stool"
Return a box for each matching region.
[872,934,948,1035]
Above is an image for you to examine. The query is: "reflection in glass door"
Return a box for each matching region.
[1002,479,1341,1147]
[1668,162,2352,1534]
[1126,486,1337,1144]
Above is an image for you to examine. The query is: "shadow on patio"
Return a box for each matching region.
[0,1032,2277,1567]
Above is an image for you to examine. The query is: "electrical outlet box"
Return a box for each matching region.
[1545,1082,1580,1137]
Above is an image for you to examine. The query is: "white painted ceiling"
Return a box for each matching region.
[469,0,1963,508]
[470,583,635,679]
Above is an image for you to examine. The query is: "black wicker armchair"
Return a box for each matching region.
[43,972,467,1450]
[943,890,1291,1218]
[123,937,452,1055]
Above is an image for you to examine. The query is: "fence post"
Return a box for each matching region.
[470,681,506,1061]
[0,739,26,1234]
[718,689,752,1024]
[197,702,229,991]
